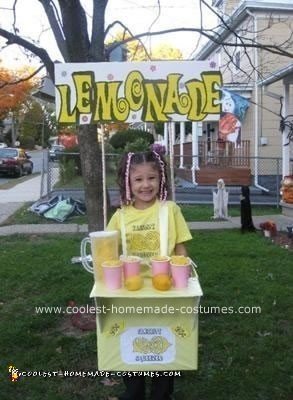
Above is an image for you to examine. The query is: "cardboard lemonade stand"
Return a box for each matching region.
[80,201,203,371]
[81,230,203,371]
[55,60,222,371]
[90,270,202,371]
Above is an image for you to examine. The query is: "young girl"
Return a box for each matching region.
[107,151,192,400]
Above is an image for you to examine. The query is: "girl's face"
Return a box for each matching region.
[129,162,160,209]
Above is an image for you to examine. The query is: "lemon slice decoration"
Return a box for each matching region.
[172,325,190,338]
[107,321,125,336]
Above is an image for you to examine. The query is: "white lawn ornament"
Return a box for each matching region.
[212,178,229,220]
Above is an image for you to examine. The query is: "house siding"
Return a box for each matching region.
[195,1,293,175]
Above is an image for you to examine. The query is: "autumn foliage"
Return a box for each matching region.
[0,67,38,119]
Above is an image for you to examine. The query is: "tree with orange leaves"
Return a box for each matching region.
[0,67,38,119]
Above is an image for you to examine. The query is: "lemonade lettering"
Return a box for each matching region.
[56,70,222,124]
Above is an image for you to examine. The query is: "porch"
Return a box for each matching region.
[173,140,251,185]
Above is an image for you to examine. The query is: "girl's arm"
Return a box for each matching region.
[174,242,188,256]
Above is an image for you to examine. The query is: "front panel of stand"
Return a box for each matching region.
[90,278,203,371]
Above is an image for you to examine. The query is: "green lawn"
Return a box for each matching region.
[1,231,292,399]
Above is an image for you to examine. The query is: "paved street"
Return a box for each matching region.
[0,149,45,186]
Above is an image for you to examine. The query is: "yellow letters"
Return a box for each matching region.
[125,71,144,111]
[201,72,222,114]
[94,82,129,121]
[56,85,76,124]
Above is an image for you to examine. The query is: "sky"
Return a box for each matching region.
[0,0,217,69]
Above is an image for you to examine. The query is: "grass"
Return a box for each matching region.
[180,204,281,221]
[0,231,292,399]
[3,203,281,226]
[2,203,87,225]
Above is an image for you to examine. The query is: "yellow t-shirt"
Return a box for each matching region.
[107,200,192,261]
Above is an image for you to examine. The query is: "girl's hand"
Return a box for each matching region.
[174,243,188,256]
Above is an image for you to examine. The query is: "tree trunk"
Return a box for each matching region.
[78,124,104,232]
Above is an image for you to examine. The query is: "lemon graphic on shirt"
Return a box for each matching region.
[145,231,159,251]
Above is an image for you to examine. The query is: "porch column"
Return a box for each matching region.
[169,122,176,201]
[163,123,168,155]
[179,122,185,168]
[282,81,290,177]
[191,122,199,185]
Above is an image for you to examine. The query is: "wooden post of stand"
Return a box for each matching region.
[100,124,107,230]
[168,122,176,201]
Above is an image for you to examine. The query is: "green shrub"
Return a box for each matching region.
[59,159,77,184]
[109,128,154,150]
[60,148,82,175]
[19,135,35,149]
[124,137,151,152]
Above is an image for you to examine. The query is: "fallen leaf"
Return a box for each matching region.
[101,377,120,386]
[257,331,272,337]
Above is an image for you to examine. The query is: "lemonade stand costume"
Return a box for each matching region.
[88,199,203,372]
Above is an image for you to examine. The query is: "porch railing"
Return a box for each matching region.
[198,140,250,167]
[173,140,250,168]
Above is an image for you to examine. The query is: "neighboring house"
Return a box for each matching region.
[190,0,293,189]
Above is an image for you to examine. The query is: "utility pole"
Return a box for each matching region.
[11,111,16,147]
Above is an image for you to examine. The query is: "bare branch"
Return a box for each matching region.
[89,0,108,61]
[12,0,18,33]
[104,20,151,61]
[0,27,55,78]
[56,0,90,61]
[107,27,293,59]
[0,64,45,89]
[147,0,161,53]
[38,0,69,61]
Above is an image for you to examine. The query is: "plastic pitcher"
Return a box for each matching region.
[80,230,119,281]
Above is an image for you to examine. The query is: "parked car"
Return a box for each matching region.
[0,142,8,148]
[49,144,65,161]
[0,148,33,177]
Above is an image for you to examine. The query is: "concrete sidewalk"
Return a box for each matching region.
[0,174,42,204]
[0,174,42,225]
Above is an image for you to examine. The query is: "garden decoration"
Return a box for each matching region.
[279,97,293,146]
[280,175,293,204]
[259,220,277,237]
[212,178,229,220]
[240,185,256,233]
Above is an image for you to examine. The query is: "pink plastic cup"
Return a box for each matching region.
[150,256,170,276]
[121,256,141,279]
[170,262,190,289]
[102,261,122,290]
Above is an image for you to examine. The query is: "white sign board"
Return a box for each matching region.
[55,61,222,124]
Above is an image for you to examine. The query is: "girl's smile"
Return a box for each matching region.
[129,162,160,209]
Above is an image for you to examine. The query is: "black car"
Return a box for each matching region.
[0,148,33,177]
[49,144,65,161]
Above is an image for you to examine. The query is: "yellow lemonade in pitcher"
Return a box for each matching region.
[90,231,119,281]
